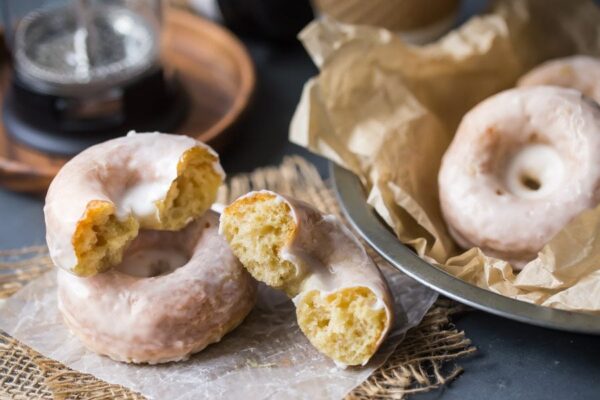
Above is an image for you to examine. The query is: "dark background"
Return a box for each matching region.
[1,1,600,399]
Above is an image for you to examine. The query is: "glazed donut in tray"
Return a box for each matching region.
[518,55,600,104]
[439,86,600,267]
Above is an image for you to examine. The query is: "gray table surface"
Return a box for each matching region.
[2,5,600,400]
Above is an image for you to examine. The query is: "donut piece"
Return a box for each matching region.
[219,191,394,367]
[58,211,257,364]
[44,132,224,277]
[518,56,600,104]
[439,86,600,266]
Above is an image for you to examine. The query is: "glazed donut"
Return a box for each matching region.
[58,211,257,364]
[44,131,224,277]
[439,86,600,266]
[518,56,600,104]
[219,190,393,367]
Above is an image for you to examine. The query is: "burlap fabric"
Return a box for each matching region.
[0,156,475,399]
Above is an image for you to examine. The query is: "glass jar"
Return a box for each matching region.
[1,0,186,156]
[2,0,163,97]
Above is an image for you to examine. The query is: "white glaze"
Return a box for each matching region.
[518,56,600,104]
[57,211,257,364]
[285,213,391,312]
[44,132,224,274]
[439,86,600,266]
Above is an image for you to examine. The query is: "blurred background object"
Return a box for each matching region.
[313,0,461,43]
[184,0,462,43]
[0,2,255,192]
[2,0,186,155]
[187,0,314,41]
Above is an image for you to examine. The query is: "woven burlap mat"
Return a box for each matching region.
[0,156,476,399]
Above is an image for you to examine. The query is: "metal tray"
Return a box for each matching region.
[330,162,600,335]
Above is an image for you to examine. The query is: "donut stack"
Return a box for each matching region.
[44,133,394,366]
[45,132,257,363]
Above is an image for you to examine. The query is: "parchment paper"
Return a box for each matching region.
[290,0,600,312]
[0,264,437,399]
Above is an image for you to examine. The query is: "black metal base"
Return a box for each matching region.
[2,69,188,156]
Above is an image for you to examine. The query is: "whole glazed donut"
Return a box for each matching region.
[518,55,600,104]
[58,211,256,363]
[45,132,257,363]
[438,86,600,267]
[219,190,394,367]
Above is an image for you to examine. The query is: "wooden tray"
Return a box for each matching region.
[0,9,255,193]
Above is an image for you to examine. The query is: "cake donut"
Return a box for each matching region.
[46,132,257,363]
[439,86,600,266]
[44,131,224,277]
[518,56,600,104]
[219,190,394,367]
[58,211,257,363]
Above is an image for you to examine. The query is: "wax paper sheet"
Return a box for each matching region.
[0,263,436,400]
[290,0,600,312]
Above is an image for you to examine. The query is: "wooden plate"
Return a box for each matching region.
[0,8,255,193]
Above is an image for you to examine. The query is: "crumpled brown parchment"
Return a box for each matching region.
[290,0,600,313]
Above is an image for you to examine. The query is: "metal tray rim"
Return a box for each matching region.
[330,162,600,335]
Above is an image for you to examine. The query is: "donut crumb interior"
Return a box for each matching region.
[72,201,139,277]
[157,146,222,230]
[220,192,299,294]
[296,287,387,366]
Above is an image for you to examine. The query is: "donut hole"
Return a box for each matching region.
[114,214,217,278]
[519,173,542,191]
[296,287,387,366]
[117,247,190,278]
[503,144,565,199]
[220,192,299,295]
